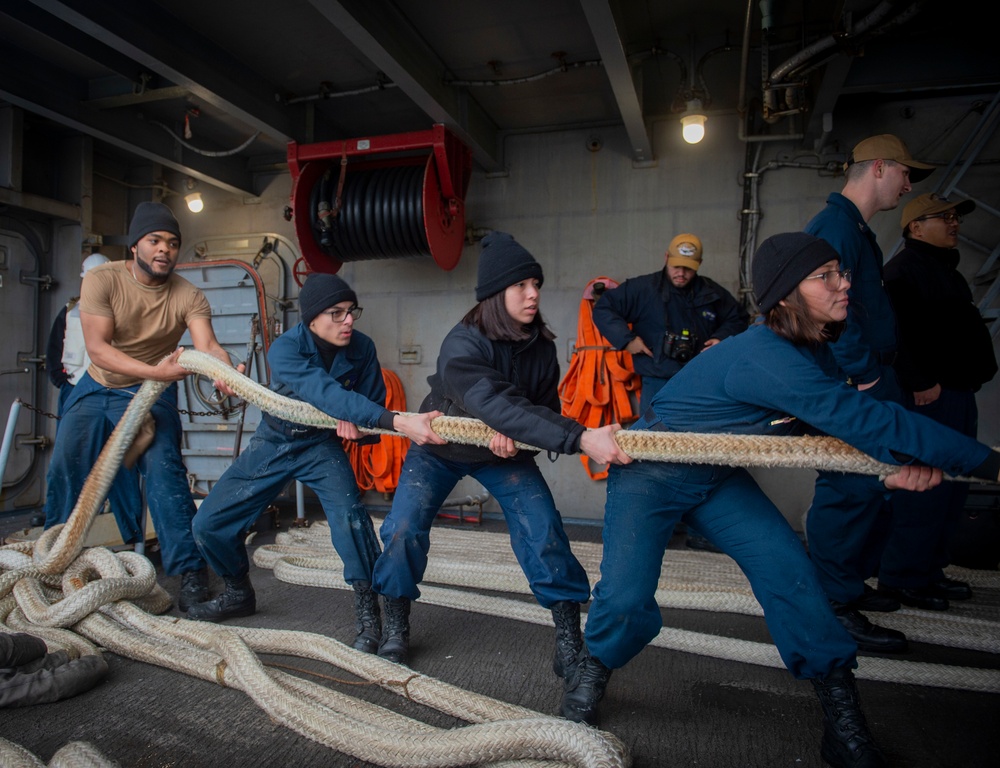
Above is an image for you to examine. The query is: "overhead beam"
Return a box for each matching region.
[28,0,298,143]
[0,47,256,196]
[2,0,145,82]
[579,0,653,163]
[306,0,502,171]
[0,188,82,222]
[802,55,853,144]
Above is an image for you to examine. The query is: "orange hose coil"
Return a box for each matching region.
[347,369,409,493]
[558,277,640,480]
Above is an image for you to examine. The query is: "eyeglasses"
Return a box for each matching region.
[321,306,363,323]
[803,268,851,290]
[917,212,962,224]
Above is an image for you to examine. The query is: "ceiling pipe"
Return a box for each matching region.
[737,0,802,143]
[770,1,895,85]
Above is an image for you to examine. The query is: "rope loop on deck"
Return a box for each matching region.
[1,350,630,768]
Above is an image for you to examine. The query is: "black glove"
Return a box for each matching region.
[0,632,109,708]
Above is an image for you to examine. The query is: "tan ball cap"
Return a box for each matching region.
[666,233,703,271]
[900,192,975,229]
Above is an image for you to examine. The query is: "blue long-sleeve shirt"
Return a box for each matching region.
[267,323,390,430]
[646,324,993,478]
[805,193,897,385]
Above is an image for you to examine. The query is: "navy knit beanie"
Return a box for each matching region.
[752,232,840,313]
[475,231,544,301]
[127,202,181,248]
[299,274,358,325]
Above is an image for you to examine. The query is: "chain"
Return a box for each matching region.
[14,398,60,420]
[178,401,248,419]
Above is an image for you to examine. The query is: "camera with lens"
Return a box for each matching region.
[663,329,700,363]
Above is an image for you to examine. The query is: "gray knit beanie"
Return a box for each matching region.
[298,274,357,325]
[475,231,544,301]
[752,233,840,312]
[127,202,181,248]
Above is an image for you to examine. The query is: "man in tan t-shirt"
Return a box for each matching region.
[44,201,239,611]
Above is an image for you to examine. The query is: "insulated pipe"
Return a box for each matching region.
[737,1,801,142]
[0,400,22,487]
[769,0,894,84]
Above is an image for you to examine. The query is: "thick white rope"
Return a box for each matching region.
[1,351,631,768]
[174,351,905,476]
[3,348,994,765]
[255,523,1000,693]
[0,737,119,768]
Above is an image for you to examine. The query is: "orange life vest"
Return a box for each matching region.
[347,368,408,493]
[558,277,640,480]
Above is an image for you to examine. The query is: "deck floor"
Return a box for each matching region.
[2,504,998,768]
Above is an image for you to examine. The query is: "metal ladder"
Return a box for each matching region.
[921,90,1000,338]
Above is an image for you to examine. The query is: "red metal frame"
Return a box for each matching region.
[287,124,472,274]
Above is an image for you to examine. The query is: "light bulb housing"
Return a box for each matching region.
[680,100,707,144]
[185,192,204,213]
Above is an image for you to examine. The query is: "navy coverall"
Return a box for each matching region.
[804,193,904,604]
[585,323,995,678]
[192,323,395,584]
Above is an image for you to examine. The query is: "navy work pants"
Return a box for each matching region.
[807,366,903,604]
[44,374,201,575]
[192,419,380,583]
[879,387,978,588]
[585,460,857,678]
[372,445,591,608]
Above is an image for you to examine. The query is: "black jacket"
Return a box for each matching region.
[884,238,997,392]
[592,269,748,380]
[46,304,71,389]
[420,321,585,463]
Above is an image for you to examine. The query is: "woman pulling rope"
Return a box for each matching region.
[369,231,631,682]
[559,232,1000,768]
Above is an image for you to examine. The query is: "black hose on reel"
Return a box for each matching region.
[309,163,430,262]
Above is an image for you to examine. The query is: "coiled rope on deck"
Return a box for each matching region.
[255,523,1000,694]
[1,350,630,768]
[0,736,117,768]
[2,349,992,765]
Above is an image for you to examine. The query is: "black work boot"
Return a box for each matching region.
[186,576,256,622]
[352,581,382,654]
[550,601,583,680]
[560,651,612,726]
[831,605,908,653]
[811,667,887,768]
[377,596,410,664]
[177,569,209,612]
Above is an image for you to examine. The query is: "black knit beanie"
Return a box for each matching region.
[298,274,358,325]
[127,202,181,248]
[475,231,544,301]
[752,232,840,312]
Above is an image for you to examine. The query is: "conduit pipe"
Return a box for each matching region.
[0,400,22,488]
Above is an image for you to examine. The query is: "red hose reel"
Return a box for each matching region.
[286,124,472,276]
